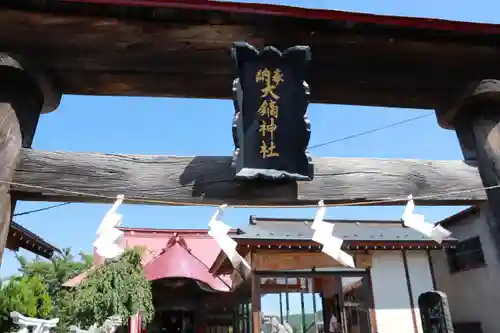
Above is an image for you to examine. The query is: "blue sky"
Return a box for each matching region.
[1,0,495,278]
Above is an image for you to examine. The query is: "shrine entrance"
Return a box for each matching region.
[149,310,194,333]
[258,271,373,333]
[147,277,248,333]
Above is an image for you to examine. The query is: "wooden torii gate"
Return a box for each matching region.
[1,1,500,263]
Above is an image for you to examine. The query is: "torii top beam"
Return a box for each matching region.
[3,0,500,109]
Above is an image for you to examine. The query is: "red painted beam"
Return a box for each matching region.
[61,0,500,35]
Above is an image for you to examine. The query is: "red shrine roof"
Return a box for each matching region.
[63,228,234,289]
[64,0,500,35]
[144,233,231,291]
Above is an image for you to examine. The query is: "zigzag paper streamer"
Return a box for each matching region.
[93,195,126,259]
[402,195,452,244]
[208,205,251,272]
[311,201,355,268]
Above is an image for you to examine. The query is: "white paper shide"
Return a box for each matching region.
[208,204,251,272]
[402,195,452,244]
[93,195,126,259]
[310,200,355,268]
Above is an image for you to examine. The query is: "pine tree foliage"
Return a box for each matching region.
[0,275,53,332]
[17,248,93,297]
[73,247,154,328]
[15,248,93,332]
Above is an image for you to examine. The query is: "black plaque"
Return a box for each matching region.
[231,42,313,181]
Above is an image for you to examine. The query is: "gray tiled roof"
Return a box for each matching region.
[234,217,455,242]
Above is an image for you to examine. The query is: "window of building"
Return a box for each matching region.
[446,236,486,273]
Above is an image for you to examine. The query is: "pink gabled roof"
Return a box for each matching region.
[144,234,231,291]
[63,228,234,288]
[121,228,229,267]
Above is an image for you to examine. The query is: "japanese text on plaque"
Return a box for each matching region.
[255,68,284,159]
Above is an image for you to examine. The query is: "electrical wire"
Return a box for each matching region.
[308,113,433,150]
[9,179,233,215]
[3,112,455,212]
[13,202,71,217]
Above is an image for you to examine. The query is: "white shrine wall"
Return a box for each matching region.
[370,250,434,333]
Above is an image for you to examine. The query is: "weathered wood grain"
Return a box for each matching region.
[2,5,500,107]
[0,195,13,265]
[469,115,500,261]
[0,54,40,264]
[442,80,500,262]
[12,149,485,206]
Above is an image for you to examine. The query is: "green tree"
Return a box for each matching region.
[0,275,53,332]
[73,247,154,328]
[15,248,93,332]
[16,248,93,298]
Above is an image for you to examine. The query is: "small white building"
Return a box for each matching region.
[431,205,497,333]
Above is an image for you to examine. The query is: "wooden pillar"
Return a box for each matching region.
[436,79,500,260]
[0,54,59,265]
[251,275,261,333]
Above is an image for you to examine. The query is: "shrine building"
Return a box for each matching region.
[64,216,455,333]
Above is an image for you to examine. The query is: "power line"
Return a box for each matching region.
[308,113,433,150]
[4,112,445,213]
[13,202,71,217]
[9,178,234,216]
